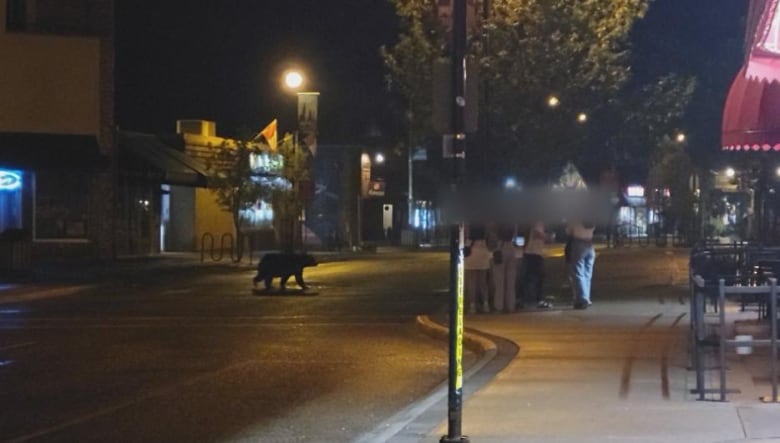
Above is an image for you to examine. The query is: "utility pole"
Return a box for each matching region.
[408,107,414,231]
[441,0,469,442]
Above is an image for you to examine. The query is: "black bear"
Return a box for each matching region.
[253,253,318,290]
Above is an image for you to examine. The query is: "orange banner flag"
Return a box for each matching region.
[256,119,277,151]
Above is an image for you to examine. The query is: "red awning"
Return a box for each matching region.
[722,65,780,151]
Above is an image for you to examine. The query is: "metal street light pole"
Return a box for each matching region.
[442,0,468,442]
[283,70,308,252]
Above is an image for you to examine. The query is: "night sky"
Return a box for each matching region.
[116,0,399,141]
[116,0,748,148]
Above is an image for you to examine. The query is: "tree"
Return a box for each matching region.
[382,0,695,184]
[647,135,696,239]
[271,134,311,252]
[206,139,269,260]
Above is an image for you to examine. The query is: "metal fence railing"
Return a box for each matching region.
[689,242,780,402]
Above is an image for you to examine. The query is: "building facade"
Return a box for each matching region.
[0,0,116,265]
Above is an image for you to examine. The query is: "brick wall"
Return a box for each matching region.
[34,0,116,260]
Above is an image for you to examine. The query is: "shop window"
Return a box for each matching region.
[35,171,89,239]
[0,170,23,234]
[239,200,275,230]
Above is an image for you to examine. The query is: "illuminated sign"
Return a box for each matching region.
[250,153,284,175]
[0,170,22,191]
[367,180,385,197]
[626,185,644,198]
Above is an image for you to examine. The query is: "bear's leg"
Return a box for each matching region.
[294,271,308,289]
[264,277,273,290]
[280,274,291,291]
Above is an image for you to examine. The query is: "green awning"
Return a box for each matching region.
[119,131,208,187]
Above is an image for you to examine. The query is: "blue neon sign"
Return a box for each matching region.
[0,170,22,191]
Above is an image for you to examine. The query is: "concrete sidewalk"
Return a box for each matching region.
[422,302,780,443]
[406,248,780,443]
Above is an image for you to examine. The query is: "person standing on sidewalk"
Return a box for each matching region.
[521,222,550,309]
[566,219,595,309]
[491,225,518,313]
[464,226,491,314]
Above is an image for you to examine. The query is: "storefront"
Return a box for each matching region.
[0,133,110,261]
[721,0,780,242]
[118,131,208,255]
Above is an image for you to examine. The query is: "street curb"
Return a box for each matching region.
[352,315,498,443]
[0,285,97,305]
[415,314,497,356]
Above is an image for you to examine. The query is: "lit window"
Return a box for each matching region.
[0,169,23,234]
[761,5,780,54]
[35,171,89,239]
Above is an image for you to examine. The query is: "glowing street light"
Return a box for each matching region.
[576,112,588,124]
[374,153,385,164]
[725,167,736,178]
[547,95,560,108]
[676,132,687,143]
[775,166,780,177]
[284,70,304,90]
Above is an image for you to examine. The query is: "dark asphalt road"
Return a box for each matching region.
[0,251,469,443]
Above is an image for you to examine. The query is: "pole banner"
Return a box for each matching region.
[297,92,319,157]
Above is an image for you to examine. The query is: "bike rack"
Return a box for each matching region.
[220,233,234,262]
[200,232,232,262]
[200,233,215,263]
[201,231,255,265]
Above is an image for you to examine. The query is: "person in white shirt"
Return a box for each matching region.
[464,226,491,314]
[491,224,518,313]
[566,219,596,309]
[521,222,550,309]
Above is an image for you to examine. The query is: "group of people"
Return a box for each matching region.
[463,220,595,314]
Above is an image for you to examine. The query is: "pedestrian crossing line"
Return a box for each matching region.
[160,288,194,295]
[0,318,411,330]
[660,312,687,399]
[0,342,34,352]
[619,313,663,398]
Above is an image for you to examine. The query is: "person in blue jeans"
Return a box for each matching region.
[566,220,595,309]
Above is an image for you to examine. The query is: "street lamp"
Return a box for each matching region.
[281,69,319,251]
[284,70,304,90]
[547,95,560,108]
[726,167,736,178]
[676,132,687,143]
[374,153,385,165]
[281,69,306,148]
[576,112,588,124]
